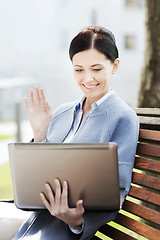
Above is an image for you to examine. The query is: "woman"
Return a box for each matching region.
[13,26,139,240]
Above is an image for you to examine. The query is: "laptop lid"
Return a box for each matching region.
[8,142,120,211]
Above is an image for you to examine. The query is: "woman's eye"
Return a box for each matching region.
[93,69,102,71]
[75,69,83,72]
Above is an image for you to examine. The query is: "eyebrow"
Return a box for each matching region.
[91,64,103,67]
[74,64,103,67]
[74,65,83,67]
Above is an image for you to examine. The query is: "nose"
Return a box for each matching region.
[84,72,94,82]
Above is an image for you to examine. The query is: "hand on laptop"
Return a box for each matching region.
[40,179,84,227]
[24,86,52,142]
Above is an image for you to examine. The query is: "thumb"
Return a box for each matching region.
[76,200,84,213]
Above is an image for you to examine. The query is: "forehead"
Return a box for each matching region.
[72,49,108,66]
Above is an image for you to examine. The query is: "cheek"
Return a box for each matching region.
[101,70,112,81]
[74,73,82,84]
[97,72,108,82]
[98,73,111,87]
[74,72,83,83]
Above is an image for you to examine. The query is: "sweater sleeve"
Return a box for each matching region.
[109,109,139,196]
[66,210,118,240]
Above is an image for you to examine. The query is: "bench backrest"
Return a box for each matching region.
[94,108,160,240]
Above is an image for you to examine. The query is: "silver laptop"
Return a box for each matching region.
[8,143,120,211]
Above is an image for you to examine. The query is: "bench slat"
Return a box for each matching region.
[134,108,160,116]
[98,224,135,240]
[122,200,160,224]
[129,186,160,206]
[139,129,160,141]
[135,157,160,172]
[137,116,160,125]
[137,143,160,157]
[132,172,160,190]
[114,213,160,240]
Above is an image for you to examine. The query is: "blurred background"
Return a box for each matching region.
[0,0,145,198]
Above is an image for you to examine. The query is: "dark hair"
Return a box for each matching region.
[69,26,119,63]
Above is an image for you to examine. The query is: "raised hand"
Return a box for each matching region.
[24,86,52,142]
[40,179,85,227]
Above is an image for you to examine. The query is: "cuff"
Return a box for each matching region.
[40,139,48,143]
[30,138,48,143]
[68,218,84,235]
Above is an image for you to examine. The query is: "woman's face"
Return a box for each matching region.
[72,48,119,102]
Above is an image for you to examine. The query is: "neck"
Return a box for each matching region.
[82,96,98,114]
[82,89,111,114]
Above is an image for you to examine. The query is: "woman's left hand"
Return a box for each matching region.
[40,179,85,227]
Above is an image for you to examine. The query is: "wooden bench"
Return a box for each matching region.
[92,108,160,240]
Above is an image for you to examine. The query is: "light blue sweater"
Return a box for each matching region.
[47,90,139,196]
[44,90,139,239]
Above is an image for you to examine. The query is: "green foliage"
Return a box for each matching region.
[0,130,15,198]
[0,135,15,140]
[0,163,13,199]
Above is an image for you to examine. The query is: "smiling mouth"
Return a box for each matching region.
[82,83,99,90]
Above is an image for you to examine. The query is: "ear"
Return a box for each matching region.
[112,58,120,74]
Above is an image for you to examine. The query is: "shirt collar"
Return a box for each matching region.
[75,89,113,111]
[92,89,113,109]
[75,96,86,111]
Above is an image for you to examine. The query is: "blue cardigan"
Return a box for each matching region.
[45,90,139,239]
[47,91,139,195]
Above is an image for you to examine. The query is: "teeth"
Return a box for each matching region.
[84,84,97,89]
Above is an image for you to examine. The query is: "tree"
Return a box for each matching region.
[138,0,160,108]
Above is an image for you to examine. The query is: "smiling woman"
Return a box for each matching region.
[10,26,139,240]
[70,26,119,114]
[72,49,119,113]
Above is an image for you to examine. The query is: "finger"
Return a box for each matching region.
[53,179,62,216]
[55,179,62,204]
[76,200,84,214]
[24,97,30,111]
[61,181,68,207]
[45,183,55,208]
[39,88,50,110]
[39,88,45,102]
[40,192,51,212]
[34,86,40,104]
[29,89,35,105]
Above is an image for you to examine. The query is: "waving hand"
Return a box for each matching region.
[24,86,52,142]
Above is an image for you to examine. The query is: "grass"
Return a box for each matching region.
[0,131,15,199]
[0,162,13,199]
[0,135,15,140]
